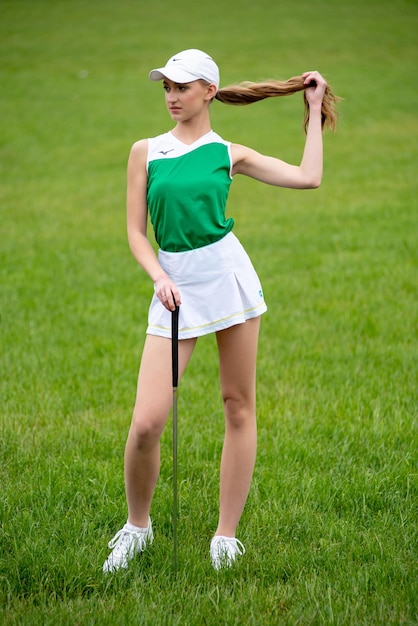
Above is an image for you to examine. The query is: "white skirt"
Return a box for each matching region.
[146,232,267,339]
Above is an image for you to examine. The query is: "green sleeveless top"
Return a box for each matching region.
[146,130,234,252]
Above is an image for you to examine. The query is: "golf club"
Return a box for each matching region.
[171,303,179,574]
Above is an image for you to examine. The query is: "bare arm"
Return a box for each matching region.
[126,140,180,310]
[231,71,326,189]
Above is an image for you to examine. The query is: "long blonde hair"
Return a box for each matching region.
[215,76,340,132]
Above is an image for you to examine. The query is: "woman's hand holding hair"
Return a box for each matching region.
[302,71,327,107]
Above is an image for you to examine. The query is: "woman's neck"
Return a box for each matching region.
[171,117,212,146]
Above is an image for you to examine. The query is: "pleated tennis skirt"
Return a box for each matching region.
[146,232,267,340]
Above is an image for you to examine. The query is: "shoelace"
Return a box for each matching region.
[214,536,246,556]
[108,528,145,550]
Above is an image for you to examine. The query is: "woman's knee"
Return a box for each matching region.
[223,393,255,429]
[129,409,167,449]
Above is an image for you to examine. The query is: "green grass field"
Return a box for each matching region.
[1,0,417,624]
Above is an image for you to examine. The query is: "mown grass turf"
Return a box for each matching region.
[1,0,417,624]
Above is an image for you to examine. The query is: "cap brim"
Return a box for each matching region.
[149,67,200,83]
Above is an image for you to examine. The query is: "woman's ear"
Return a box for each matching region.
[205,83,218,101]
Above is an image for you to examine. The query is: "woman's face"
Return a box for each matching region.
[163,79,215,122]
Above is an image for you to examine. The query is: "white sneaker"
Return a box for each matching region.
[103,518,153,573]
[210,535,246,570]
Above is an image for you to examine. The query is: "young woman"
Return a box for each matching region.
[103,49,338,572]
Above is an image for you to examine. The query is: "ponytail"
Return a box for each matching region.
[214,76,340,132]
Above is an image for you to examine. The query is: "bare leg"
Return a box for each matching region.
[214,317,260,537]
[124,334,196,527]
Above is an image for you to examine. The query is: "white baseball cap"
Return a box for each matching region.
[149,49,220,89]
